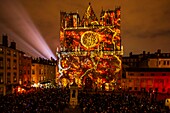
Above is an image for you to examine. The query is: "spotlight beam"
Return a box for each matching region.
[0,23,47,58]
[0,1,56,59]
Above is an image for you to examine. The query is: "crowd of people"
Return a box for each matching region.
[0,87,169,113]
[0,88,70,113]
[78,91,169,113]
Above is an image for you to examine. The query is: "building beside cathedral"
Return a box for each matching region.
[56,3,123,90]
[0,34,57,95]
[122,50,170,93]
[0,34,32,95]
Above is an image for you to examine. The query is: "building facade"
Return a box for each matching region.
[0,35,20,95]
[57,3,123,89]
[31,58,56,87]
[19,51,32,87]
[122,50,170,93]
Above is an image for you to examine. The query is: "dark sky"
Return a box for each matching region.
[0,0,170,58]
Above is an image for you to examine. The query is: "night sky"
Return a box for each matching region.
[0,0,170,58]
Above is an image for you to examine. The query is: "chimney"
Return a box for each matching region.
[157,49,161,54]
[10,41,16,49]
[147,52,150,55]
[143,51,146,56]
[2,34,8,47]
[129,52,132,56]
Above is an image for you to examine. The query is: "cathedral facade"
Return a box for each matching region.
[56,3,123,90]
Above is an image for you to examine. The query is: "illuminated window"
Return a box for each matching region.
[13,59,17,69]
[0,48,3,54]
[41,76,43,81]
[13,72,17,82]
[0,72,3,84]
[7,50,11,55]
[13,51,17,57]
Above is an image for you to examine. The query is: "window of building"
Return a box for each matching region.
[134,87,138,91]
[0,87,3,95]
[7,73,11,83]
[140,73,144,76]
[40,76,43,81]
[129,87,132,90]
[151,73,155,76]
[24,70,26,74]
[39,69,41,74]
[7,59,11,69]
[7,50,11,55]
[13,52,17,57]
[162,73,166,76]
[129,73,134,76]
[155,88,158,92]
[167,61,170,65]
[0,57,3,69]
[28,70,30,74]
[19,70,22,75]
[13,72,17,82]
[0,48,3,54]
[32,77,34,82]
[135,79,140,85]
[13,59,17,69]
[0,72,3,84]
[141,79,145,82]
[163,61,166,65]
[32,70,35,74]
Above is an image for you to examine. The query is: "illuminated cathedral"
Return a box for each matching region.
[56,3,123,90]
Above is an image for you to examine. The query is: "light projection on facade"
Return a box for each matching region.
[56,3,123,89]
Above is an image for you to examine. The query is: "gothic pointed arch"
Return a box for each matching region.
[81,2,98,27]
